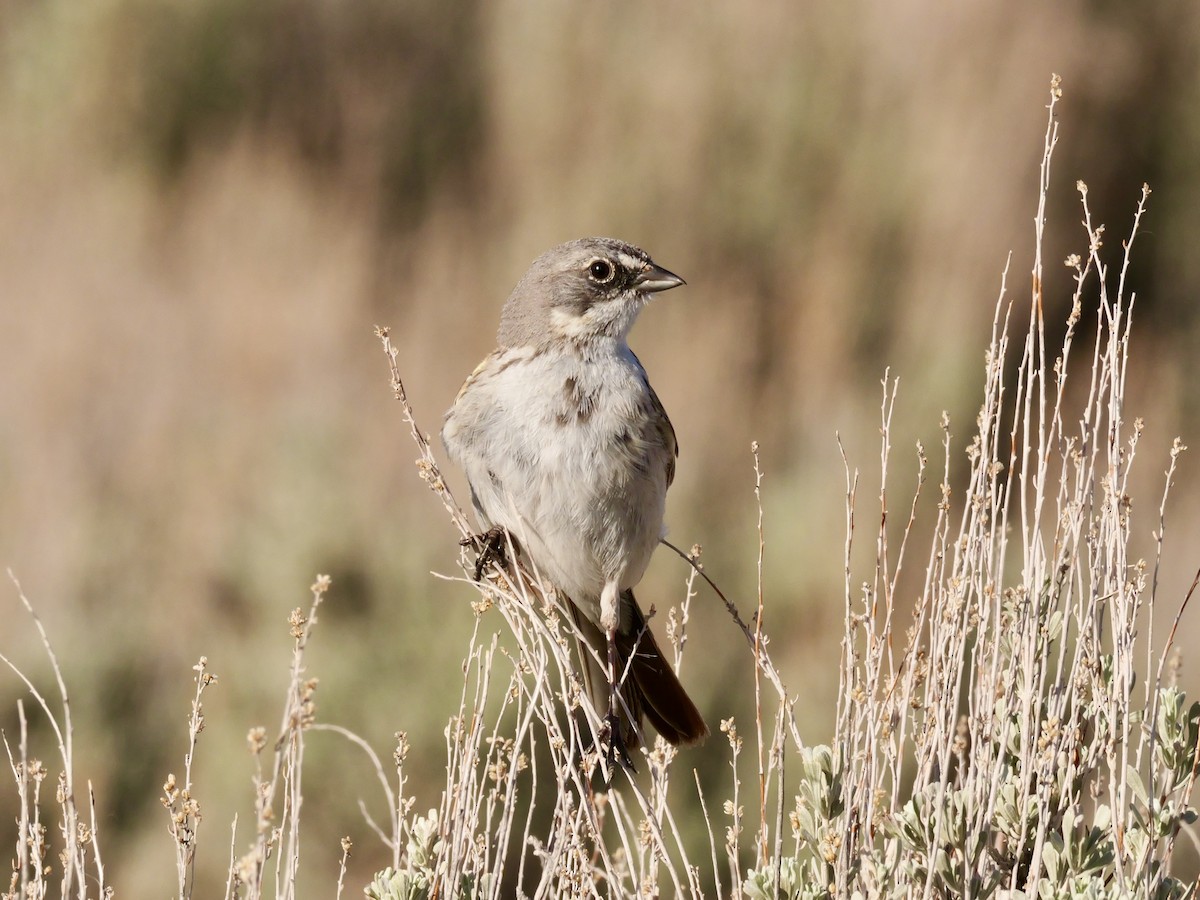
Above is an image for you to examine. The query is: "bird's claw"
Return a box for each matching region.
[603,713,636,776]
[462,526,508,581]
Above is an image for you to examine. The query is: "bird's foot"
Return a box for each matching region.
[461,526,508,581]
[603,713,636,776]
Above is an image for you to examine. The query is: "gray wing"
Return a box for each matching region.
[645,380,678,489]
[630,350,678,489]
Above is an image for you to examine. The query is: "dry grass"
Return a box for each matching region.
[2,572,108,900]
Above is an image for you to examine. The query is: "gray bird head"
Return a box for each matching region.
[496,238,685,350]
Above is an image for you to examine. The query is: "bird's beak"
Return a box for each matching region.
[634,263,686,293]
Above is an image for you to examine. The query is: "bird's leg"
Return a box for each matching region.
[460,526,508,581]
[602,628,634,772]
[600,584,634,773]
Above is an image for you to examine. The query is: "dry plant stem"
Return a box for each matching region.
[656,749,705,896]
[376,325,475,539]
[224,815,239,900]
[335,837,352,900]
[165,656,216,900]
[835,434,858,774]
[869,377,925,834]
[2,569,89,900]
[768,705,788,894]
[836,370,931,884]
[1,701,31,900]
[722,718,744,896]
[309,723,401,853]
[284,579,328,900]
[657,539,803,751]
[694,770,724,899]
[668,549,701,672]
[239,575,329,900]
[1081,181,1149,897]
[513,727,538,897]
[973,255,1016,773]
[444,632,495,886]
[626,753,692,899]
[995,83,1061,899]
[994,83,1064,898]
[482,663,531,893]
[391,734,411,870]
[751,442,768,865]
[87,781,108,898]
[1146,438,1187,706]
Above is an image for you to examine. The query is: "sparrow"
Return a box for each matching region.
[441,237,708,757]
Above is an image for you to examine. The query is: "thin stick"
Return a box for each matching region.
[751,442,768,864]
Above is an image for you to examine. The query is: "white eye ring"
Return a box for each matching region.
[587,259,615,283]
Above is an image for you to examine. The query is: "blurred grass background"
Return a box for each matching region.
[2,0,1199,894]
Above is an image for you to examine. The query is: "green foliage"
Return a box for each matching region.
[739,686,1200,900]
[364,811,490,900]
[742,858,813,900]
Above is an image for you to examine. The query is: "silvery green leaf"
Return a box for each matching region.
[1126,766,1149,808]
[1042,841,1061,882]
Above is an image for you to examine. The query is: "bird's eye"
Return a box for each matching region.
[588,259,615,283]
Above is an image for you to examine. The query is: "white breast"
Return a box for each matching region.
[444,342,670,608]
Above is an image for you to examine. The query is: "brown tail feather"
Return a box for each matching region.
[622,594,709,746]
[569,590,708,749]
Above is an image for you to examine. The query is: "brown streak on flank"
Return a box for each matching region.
[563,376,596,423]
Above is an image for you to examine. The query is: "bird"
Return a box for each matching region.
[441,237,708,759]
